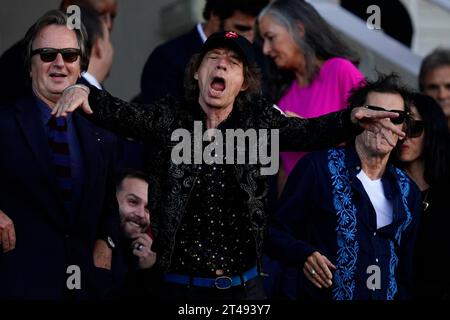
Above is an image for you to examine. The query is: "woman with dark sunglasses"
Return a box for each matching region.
[395,93,450,299]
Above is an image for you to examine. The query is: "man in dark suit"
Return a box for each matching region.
[138,0,269,104]
[0,10,118,299]
[0,0,117,103]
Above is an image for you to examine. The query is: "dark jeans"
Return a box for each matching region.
[158,276,267,300]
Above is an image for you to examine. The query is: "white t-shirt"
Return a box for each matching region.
[356,170,393,229]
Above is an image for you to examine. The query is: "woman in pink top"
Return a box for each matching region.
[258,0,364,195]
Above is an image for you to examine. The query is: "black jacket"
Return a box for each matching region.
[0,95,119,299]
[84,88,362,274]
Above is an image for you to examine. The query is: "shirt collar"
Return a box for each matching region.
[196,23,207,43]
[81,72,102,90]
[190,102,236,130]
[34,94,72,126]
[345,145,362,169]
[34,95,53,127]
[345,145,397,178]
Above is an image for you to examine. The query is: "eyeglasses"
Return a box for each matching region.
[31,48,81,63]
[407,120,425,138]
[365,105,410,125]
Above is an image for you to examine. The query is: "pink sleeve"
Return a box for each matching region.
[335,58,365,103]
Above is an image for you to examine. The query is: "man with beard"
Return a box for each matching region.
[112,169,156,297]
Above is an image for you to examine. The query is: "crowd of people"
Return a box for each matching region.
[0,0,449,301]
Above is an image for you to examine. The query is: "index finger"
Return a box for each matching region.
[2,230,10,252]
[322,255,336,270]
[368,110,400,120]
[8,226,16,250]
[318,259,333,280]
[380,119,406,137]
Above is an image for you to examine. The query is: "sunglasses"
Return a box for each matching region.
[407,120,425,138]
[31,47,81,63]
[365,105,410,125]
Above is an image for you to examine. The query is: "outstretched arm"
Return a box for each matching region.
[261,101,405,151]
[53,84,175,141]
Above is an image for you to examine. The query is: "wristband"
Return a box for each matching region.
[63,84,90,95]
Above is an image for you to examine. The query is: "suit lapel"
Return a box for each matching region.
[383,171,407,234]
[72,112,104,222]
[14,96,66,228]
[15,97,59,191]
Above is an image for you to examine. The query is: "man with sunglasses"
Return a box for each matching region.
[138,0,269,105]
[0,10,119,299]
[267,74,422,300]
[0,0,117,103]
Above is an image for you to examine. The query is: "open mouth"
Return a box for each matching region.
[210,76,226,92]
[126,218,146,230]
[129,221,141,228]
[49,72,68,79]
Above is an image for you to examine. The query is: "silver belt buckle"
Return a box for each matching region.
[214,276,232,289]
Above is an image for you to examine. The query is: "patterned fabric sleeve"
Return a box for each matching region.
[85,86,176,141]
[259,99,363,151]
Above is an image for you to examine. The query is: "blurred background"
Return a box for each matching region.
[1,0,450,101]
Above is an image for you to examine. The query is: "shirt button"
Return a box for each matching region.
[356,166,361,170]
[375,258,379,263]
[373,232,377,236]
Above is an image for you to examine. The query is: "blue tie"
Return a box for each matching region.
[48,116,73,204]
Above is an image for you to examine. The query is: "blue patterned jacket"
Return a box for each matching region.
[268,146,421,300]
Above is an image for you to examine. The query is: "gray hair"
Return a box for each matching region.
[258,0,359,100]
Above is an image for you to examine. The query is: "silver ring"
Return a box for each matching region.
[137,244,144,251]
[310,268,316,276]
